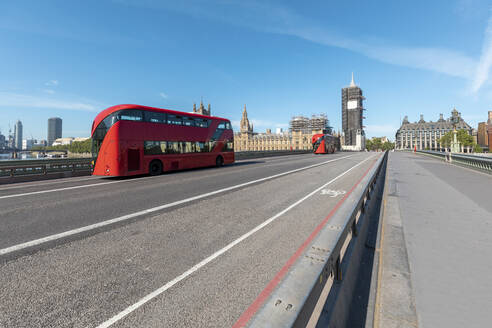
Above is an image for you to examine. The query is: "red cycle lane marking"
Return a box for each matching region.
[233,155,380,328]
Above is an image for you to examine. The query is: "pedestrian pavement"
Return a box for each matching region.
[374,151,492,328]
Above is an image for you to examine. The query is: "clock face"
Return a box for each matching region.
[347,100,357,109]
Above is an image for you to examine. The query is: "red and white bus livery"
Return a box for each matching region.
[312,134,337,154]
[91,104,234,177]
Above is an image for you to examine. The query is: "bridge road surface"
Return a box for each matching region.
[0,152,378,327]
[376,152,492,328]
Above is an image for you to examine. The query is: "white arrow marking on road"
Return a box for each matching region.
[320,189,346,197]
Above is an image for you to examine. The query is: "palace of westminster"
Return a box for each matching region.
[193,99,338,152]
[198,74,366,152]
[193,74,480,153]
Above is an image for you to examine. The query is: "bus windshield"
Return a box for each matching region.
[92,111,120,161]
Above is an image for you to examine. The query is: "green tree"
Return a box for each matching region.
[438,131,453,148]
[382,141,395,151]
[365,139,372,151]
[68,139,91,153]
[457,129,473,147]
[473,144,483,153]
[371,138,382,151]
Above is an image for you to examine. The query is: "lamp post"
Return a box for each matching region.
[450,115,460,153]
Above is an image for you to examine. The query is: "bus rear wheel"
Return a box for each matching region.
[149,160,163,176]
[216,156,224,167]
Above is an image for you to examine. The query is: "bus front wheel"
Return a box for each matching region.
[149,160,163,176]
[216,156,224,167]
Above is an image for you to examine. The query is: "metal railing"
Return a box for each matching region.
[0,158,92,178]
[247,151,388,327]
[416,150,492,174]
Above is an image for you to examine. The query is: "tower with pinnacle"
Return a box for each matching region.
[240,104,253,133]
[341,73,365,147]
[193,99,211,116]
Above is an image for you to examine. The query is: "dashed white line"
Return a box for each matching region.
[0,176,99,191]
[96,154,377,328]
[0,155,353,257]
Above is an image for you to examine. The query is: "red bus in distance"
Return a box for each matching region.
[312,134,337,154]
[91,104,234,177]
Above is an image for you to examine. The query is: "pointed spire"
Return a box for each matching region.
[350,72,356,87]
[243,104,247,113]
[193,103,196,112]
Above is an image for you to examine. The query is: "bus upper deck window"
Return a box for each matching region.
[217,122,226,129]
[182,117,195,127]
[119,109,143,121]
[145,111,167,123]
[168,115,183,125]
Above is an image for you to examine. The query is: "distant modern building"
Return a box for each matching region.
[0,133,5,149]
[192,100,211,116]
[48,117,62,146]
[22,139,35,150]
[34,139,48,147]
[52,137,74,146]
[51,136,89,146]
[14,120,23,150]
[341,73,365,150]
[395,108,472,151]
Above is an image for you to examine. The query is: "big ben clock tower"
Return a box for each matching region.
[341,73,365,146]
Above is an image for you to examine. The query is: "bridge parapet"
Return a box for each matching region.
[416,150,492,174]
[247,152,387,327]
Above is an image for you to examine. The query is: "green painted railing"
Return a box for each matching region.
[0,158,92,178]
[416,150,492,174]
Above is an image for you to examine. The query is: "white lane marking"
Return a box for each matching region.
[0,155,355,257]
[0,179,131,200]
[0,153,341,200]
[96,154,377,328]
[0,176,99,191]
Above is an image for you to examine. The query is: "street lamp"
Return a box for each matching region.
[450,115,460,153]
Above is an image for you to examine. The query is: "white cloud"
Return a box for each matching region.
[470,13,492,92]
[45,80,59,87]
[0,92,98,111]
[121,1,477,80]
[43,89,55,94]
[159,92,168,99]
[116,1,492,92]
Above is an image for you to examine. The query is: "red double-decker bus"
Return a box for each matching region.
[312,134,337,154]
[90,104,234,177]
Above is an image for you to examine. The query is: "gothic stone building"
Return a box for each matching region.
[234,105,327,151]
[395,108,472,151]
[192,100,211,116]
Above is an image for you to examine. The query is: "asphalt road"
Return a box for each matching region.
[0,152,378,328]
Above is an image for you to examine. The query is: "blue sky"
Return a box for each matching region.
[1,0,492,141]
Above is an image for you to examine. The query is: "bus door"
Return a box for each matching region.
[127,141,141,172]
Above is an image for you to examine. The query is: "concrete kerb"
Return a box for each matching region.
[371,153,418,328]
[365,151,389,328]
